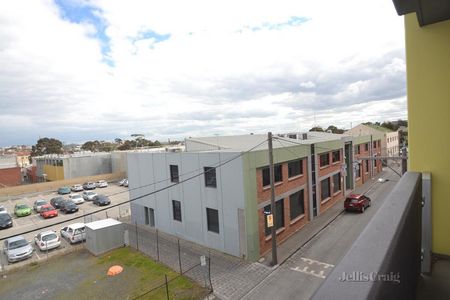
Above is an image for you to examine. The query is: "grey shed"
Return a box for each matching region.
[85,218,124,256]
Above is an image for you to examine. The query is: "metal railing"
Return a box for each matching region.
[312,172,422,300]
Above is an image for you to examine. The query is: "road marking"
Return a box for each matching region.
[35,251,41,260]
[290,257,335,279]
[300,257,334,268]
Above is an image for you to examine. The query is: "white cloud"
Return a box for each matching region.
[0,0,406,146]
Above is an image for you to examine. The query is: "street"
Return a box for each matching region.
[243,168,400,300]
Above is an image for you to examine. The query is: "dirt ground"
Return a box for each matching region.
[0,247,208,300]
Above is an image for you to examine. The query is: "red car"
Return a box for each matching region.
[344,194,371,213]
[40,204,58,219]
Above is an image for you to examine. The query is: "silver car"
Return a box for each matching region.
[69,193,85,205]
[4,235,34,263]
[33,199,48,212]
[34,231,61,251]
[0,205,7,214]
[82,191,97,201]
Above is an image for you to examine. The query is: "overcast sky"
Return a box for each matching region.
[0,0,406,147]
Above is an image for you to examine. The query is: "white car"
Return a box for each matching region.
[82,191,97,201]
[71,184,84,192]
[60,223,86,244]
[96,180,108,188]
[69,193,85,205]
[0,205,7,214]
[34,231,61,251]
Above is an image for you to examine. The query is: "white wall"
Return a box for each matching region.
[128,151,245,257]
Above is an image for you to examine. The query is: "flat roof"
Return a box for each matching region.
[86,218,122,230]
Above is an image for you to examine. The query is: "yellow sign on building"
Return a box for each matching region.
[266,214,273,228]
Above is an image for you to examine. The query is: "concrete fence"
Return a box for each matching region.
[0,172,126,200]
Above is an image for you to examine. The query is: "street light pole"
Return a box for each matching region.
[268,132,278,266]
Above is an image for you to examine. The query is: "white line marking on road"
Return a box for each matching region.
[300,257,335,268]
[290,266,326,279]
[35,251,41,260]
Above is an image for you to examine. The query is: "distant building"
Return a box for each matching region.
[0,155,21,188]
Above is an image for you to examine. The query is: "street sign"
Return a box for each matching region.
[266,214,274,227]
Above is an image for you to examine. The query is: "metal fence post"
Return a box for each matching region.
[164,274,169,300]
[208,251,213,292]
[135,221,139,251]
[177,239,182,274]
[156,229,160,261]
[106,211,109,219]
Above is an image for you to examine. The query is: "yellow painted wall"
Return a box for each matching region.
[405,14,450,255]
[43,164,65,181]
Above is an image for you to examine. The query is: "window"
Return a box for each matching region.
[373,159,377,168]
[373,141,377,149]
[289,190,305,220]
[172,200,182,222]
[170,165,179,183]
[355,145,360,154]
[365,160,369,173]
[263,200,285,236]
[206,208,219,233]
[332,173,341,193]
[332,150,340,163]
[364,143,369,151]
[355,163,361,179]
[319,153,330,167]
[204,167,216,188]
[321,177,331,201]
[288,160,303,178]
[262,164,283,186]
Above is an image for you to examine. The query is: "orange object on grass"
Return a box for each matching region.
[107,265,123,276]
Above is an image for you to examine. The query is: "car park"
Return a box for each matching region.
[0,205,7,214]
[83,182,96,190]
[34,231,61,251]
[69,193,85,205]
[60,200,79,214]
[4,235,34,263]
[71,184,84,192]
[60,223,86,244]
[93,194,111,206]
[14,204,32,217]
[96,180,108,188]
[50,196,66,209]
[33,199,48,212]
[344,194,371,213]
[57,186,71,195]
[82,191,97,201]
[39,204,58,219]
[0,213,13,229]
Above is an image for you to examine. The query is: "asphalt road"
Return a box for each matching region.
[243,168,400,300]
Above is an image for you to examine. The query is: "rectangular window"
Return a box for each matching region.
[170,165,179,183]
[333,173,341,193]
[355,163,361,179]
[172,200,182,222]
[365,143,369,151]
[332,150,340,163]
[355,145,360,154]
[263,200,285,236]
[373,159,377,168]
[206,208,219,233]
[289,190,305,220]
[288,160,303,178]
[204,167,217,188]
[321,177,331,201]
[365,160,369,173]
[319,153,330,167]
[262,164,283,187]
[373,141,377,149]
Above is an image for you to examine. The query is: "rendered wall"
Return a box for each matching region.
[405,14,450,255]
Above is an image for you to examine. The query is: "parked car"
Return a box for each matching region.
[0,213,13,229]
[69,193,85,205]
[57,186,71,195]
[344,194,372,213]
[33,199,48,212]
[4,235,34,263]
[0,205,7,214]
[14,204,32,217]
[83,182,96,190]
[50,196,66,209]
[82,191,97,201]
[96,180,108,188]
[39,204,58,219]
[93,194,111,206]
[60,223,86,244]
[60,200,79,214]
[34,231,61,251]
[118,178,127,186]
[71,184,84,192]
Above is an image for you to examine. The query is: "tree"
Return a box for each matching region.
[81,140,101,152]
[325,125,345,134]
[114,138,123,144]
[31,138,63,156]
[309,126,324,132]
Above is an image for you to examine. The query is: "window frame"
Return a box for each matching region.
[262,164,283,187]
[319,153,330,167]
[289,190,305,220]
[204,167,217,188]
[172,200,182,222]
[263,199,285,236]
[170,165,179,183]
[331,150,340,163]
[206,208,219,234]
[321,177,331,201]
[332,173,341,193]
[288,159,303,178]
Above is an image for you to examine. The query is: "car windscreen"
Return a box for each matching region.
[42,234,57,241]
[0,214,11,221]
[9,239,28,249]
[350,199,359,203]
[36,200,46,205]
[41,206,53,212]
[16,205,27,209]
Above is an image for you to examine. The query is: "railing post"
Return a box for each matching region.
[421,173,432,273]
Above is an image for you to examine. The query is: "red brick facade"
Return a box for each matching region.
[256,158,309,255]
[0,167,21,188]
[317,149,345,214]
[354,140,382,187]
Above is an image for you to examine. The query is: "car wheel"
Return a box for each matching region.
[361,206,365,213]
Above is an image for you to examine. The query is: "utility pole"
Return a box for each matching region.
[268,132,278,266]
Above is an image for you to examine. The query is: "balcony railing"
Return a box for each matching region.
[312,172,422,299]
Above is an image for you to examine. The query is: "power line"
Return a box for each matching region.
[0,138,269,241]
